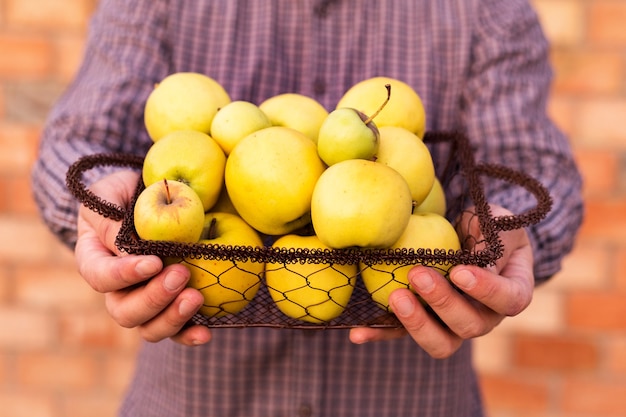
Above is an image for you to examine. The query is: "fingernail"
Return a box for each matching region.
[453,269,476,290]
[179,298,199,317]
[391,294,415,318]
[135,259,160,277]
[411,271,434,293]
[164,270,188,292]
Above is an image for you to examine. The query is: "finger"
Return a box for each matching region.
[77,205,124,256]
[78,170,141,254]
[450,226,535,317]
[105,264,192,328]
[170,324,212,346]
[137,287,205,343]
[450,264,533,317]
[349,326,407,344]
[75,222,162,293]
[388,288,463,358]
[406,266,499,340]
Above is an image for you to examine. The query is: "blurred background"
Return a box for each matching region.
[0,1,625,416]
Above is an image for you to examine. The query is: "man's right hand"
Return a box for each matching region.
[74,170,211,346]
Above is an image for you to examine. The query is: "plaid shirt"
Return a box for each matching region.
[32,1,583,416]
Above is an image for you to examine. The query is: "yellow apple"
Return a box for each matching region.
[265,234,357,324]
[413,177,447,217]
[142,130,226,211]
[144,72,231,141]
[168,212,265,318]
[210,100,272,155]
[360,212,461,311]
[225,126,326,235]
[133,179,205,243]
[317,84,390,166]
[316,108,380,166]
[209,181,238,215]
[336,76,426,139]
[258,93,329,143]
[311,159,413,249]
[375,126,435,206]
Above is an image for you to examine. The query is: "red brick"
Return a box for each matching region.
[0,85,5,117]
[473,332,512,373]
[14,263,101,310]
[59,309,141,350]
[513,333,599,371]
[566,291,626,331]
[0,264,11,303]
[551,50,624,95]
[606,337,626,376]
[16,352,98,390]
[55,35,88,82]
[103,354,139,395]
[0,34,52,78]
[61,394,124,417]
[615,247,626,291]
[546,95,575,137]
[588,0,626,44]
[0,392,55,417]
[578,199,626,245]
[533,0,585,47]
[0,352,7,384]
[0,306,57,350]
[5,0,96,31]
[574,149,619,197]
[548,242,611,291]
[496,287,565,334]
[562,377,626,415]
[575,99,626,148]
[0,176,40,215]
[0,122,41,175]
[479,373,550,413]
[0,215,58,263]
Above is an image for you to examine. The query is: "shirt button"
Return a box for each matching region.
[313,78,326,95]
[299,404,312,417]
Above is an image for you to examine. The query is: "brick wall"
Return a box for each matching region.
[0,1,624,416]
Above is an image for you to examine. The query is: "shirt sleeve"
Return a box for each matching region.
[460,0,584,282]
[31,0,171,248]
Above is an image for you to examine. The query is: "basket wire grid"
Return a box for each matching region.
[66,131,553,329]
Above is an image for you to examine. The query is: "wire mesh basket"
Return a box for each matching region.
[66,130,553,329]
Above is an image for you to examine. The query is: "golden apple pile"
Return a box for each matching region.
[134,72,461,323]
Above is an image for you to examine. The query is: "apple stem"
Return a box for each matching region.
[363,84,391,125]
[163,178,171,205]
[208,217,218,240]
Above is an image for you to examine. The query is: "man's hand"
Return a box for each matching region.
[74,170,211,346]
[349,205,534,358]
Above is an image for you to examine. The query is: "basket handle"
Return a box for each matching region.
[66,152,553,233]
[65,152,144,221]
[473,162,553,232]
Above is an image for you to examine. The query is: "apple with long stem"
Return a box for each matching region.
[316,84,391,166]
[133,178,205,243]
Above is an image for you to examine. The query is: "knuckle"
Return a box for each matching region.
[106,304,135,329]
[143,289,168,312]
[504,290,532,316]
[425,291,455,311]
[429,339,462,359]
[138,328,162,343]
[456,319,489,339]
